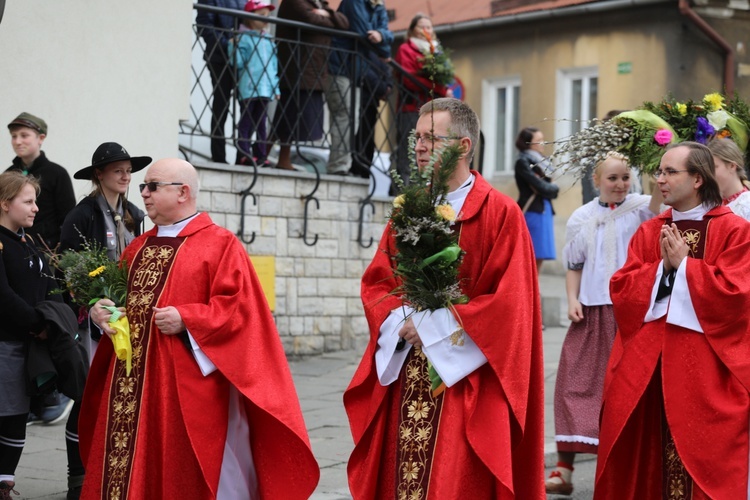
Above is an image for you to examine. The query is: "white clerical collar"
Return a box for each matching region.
[156,212,201,237]
[671,203,713,221]
[445,174,475,219]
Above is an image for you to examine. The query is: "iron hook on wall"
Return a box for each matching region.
[296,146,320,246]
[236,162,259,244]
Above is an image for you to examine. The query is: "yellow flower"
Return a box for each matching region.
[88,265,106,277]
[703,92,724,111]
[393,194,406,208]
[435,204,456,221]
[675,103,688,116]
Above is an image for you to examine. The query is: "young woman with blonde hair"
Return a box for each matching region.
[546,152,662,495]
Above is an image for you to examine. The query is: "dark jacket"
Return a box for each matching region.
[196,0,246,64]
[514,151,559,214]
[7,151,76,249]
[0,226,60,342]
[276,0,349,91]
[27,301,88,400]
[361,48,393,101]
[328,0,393,82]
[59,196,146,254]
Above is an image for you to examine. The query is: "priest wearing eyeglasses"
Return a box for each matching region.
[80,158,318,499]
[346,98,545,498]
[595,142,750,499]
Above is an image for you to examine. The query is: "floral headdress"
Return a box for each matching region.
[551,92,750,178]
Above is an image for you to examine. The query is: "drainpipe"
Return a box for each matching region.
[678,0,735,95]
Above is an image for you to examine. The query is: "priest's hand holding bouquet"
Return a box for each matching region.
[52,239,132,375]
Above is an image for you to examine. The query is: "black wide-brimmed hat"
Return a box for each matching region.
[74,142,152,180]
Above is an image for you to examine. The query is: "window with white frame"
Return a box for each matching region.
[555,67,598,142]
[481,77,521,177]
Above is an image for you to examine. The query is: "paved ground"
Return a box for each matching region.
[14,272,596,499]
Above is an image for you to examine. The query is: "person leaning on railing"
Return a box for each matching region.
[272,0,349,170]
[196,0,246,164]
[391,14,452,194]
[324,0,393,176]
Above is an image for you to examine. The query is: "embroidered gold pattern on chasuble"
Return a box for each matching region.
[663,424,693,500]
[102,240,184,499]
[450,328,465,346]
[396,347,445,500]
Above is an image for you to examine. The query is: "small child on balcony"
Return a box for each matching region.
[228,0,280,166]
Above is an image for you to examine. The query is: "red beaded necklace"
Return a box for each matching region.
[723,186,749,205]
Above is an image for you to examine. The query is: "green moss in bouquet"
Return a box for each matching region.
[52,238,129,308]
[419,49,454,87]
[417,29,454,88]
[388,132,468,312]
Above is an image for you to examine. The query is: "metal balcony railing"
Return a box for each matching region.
[185,3,439,247]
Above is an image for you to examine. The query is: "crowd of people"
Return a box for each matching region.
[197,1,455,184]
[0,112,317,500]
[3,93,750,498]
[3,5,750,499]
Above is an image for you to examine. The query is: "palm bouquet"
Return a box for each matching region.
[52,238,132,374]
[389,137,468,312]
[551,92,750,179]
[389,126,469,396]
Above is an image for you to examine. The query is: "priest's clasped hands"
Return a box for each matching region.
[660,223,689,272]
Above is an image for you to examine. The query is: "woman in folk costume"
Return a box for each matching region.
[707,137,750,219]
[545,152,662,495]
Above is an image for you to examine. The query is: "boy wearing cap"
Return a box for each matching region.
[7,112,76,250]
[228,0,280,167]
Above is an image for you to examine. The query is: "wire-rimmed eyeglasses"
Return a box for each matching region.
[414,133,462,144]
[651,169,689,179]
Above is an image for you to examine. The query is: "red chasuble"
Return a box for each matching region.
[596,207,750,499]
[345,172,545,499]
[79,213,318,499]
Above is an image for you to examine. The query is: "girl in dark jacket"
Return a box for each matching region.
[514,127,559,271]
[0,172,61,498]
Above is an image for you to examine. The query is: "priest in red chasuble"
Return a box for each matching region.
[345,98,545,499]
[596,142,750,499]
[79,159,318,499]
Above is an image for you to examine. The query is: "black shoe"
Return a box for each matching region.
[67,474,84,500]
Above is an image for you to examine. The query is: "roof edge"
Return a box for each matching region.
[393,0,675,37]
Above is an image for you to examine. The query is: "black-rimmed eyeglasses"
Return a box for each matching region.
[139,182,183,192]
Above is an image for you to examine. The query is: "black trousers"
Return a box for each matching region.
[206,57,236,164]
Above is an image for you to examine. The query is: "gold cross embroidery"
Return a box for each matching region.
[450,328,465,346]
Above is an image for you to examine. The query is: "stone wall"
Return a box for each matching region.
[195,162,389,356]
